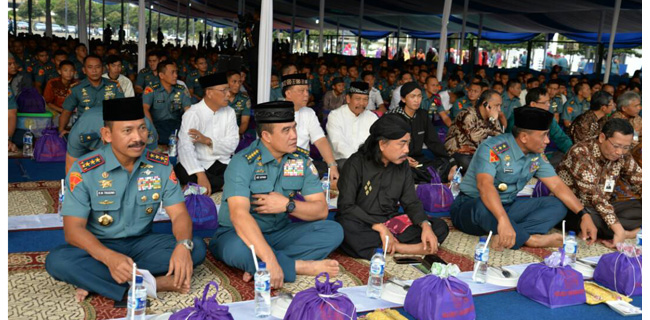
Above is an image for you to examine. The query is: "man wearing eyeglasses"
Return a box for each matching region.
[174,73,239,195]
[557,118,642,248]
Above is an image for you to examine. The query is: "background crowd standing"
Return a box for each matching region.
[7,26,643,300]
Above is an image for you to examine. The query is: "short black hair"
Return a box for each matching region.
[146,51,159,58]
[256,122,275,137]
[75,43,87,50]
[448,74,461,82]
[156,60,175,74]
[105,55,121,65]
[525,87,548,105]
[511,126,533,138]
[589,91,613,111]
[53,49,68,58]
[83,54,102,65]
[506,79,521,90]
[547,79,561,87]
[526,78,539,85]
[35,47,48,54]
[601,118,634,138]
[361,71,374,79]
[58,60,75,69]
[574,82,589,94]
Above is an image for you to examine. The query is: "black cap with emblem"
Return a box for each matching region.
[253,101,295,124]
[198,72,228,89]
[514,106,554,131]
[103,97,145,121]
[349,81,370,95]
[281,73,309,88]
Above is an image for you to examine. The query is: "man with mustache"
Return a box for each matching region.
[46,97,206,303]
[336,114,449,259]
[451,107,598,251]
[210,101,343,290]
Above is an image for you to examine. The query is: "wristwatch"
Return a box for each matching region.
[421,220,432,228]
[177,239,194,252]
[327,162,338,168]
[577,208,590,218]
[286,198,296,214]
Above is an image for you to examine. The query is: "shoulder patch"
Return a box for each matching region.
[244,149,260,163]
[144,86,154,94]
[78,154,105,173]
[570,100,575,105]
[295,147,310,158]
[146,150,169,165]
[489,149,500,162]
[493,142,510,154]
[70,82,80,88]
[541,153,549,163]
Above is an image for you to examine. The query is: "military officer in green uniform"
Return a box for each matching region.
[32,47,58,93]
[562,82,591,128]
[135,51,161,95]
[209,101,343,289]
[185,56,212,104]
[547,79,563,123]
[9,87,25,152]
[269,74,284,102]
[142,61,192,144]
[45,97,206,303]
[226,71,252,135]
[70,43,88,81]
[450,107,598,251]
[502,80,523,132]
[449,82,481,120]
[59,55,125,136]
[65,105,158,173]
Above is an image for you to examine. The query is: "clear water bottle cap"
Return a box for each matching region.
[375,248,384,254]
[135,275,143,284]
[568,231,576,236]
[479,236,487,243]
[258,262,266,269]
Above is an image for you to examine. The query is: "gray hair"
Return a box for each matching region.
[617,91,641,111]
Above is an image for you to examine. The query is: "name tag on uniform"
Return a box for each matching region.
[418,131,425,135]
[604,179,615,193]
[504,168,514,174]
[97,190,116,196]
[156,99,165,103]
[254,174,267,180]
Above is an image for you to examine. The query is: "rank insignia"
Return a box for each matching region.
[146,151,169,165]
[79,155,105,172]
[99,200,114,205]
[69,172,83,192]
[140,163,154,169]
[295,147,310,158]
[99,180,112,188]
[493,142,510,154]
[245,149,260,163]
[489,149,500,163]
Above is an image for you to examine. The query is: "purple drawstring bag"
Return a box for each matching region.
[34,126,66,162]
[404,272,475,320]
[235,133,256,153]
[16,87,46,113]
[416,167,454,212]
[531,180,551,197]
[516,249,586,308]
[184,183,219,230]
[593,243,642,297]
[170,281,234,320]
[284,272,357,320]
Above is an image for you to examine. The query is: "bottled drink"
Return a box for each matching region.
[564,231,578,267]
[473,237,489,283]
[450,166,463,198]
[366,248,385,299]
[126,275,147,320]
[58,179,65,219]
[168,130,177,157]
[321,173,330,204]
[22,126,34,158]
[254,262,271,318]
[636,229,642,253]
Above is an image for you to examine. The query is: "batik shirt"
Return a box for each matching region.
[445,106,503,155]
[568,110,608,143]
[609,111,642,147]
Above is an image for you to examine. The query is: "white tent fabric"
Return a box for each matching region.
[257,0,273,103]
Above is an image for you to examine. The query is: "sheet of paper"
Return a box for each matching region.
[127,268,158,299]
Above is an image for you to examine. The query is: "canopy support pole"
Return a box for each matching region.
[89,0,92,36]
[603,0,621,83]
[475,13,483,65]
[318,0,324,57]
[102,0,105,30]
[336,18,340,53]
[121,0,125,33]
[459,0,468,65]
[525,40,532,70]
[396,18,401,59]
[543,33,548,70]
[595,10,605,76]
[45,0,52,37]
[257,0,272,102]
[437,0,452,81]
[13,0,17,35]
[79,0,88,48]
[149,1,153,43]
[28,0,32,34]
[290,0,296,53]
[186,1,190,46]
[138,0,146,70]
[357,0,364,56]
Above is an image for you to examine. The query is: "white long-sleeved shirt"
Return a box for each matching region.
[326,104,378,160]
[389,85,403,110]
[365,87,384,111]
[178,99,239,175]
[295,106,326,151]
[102,73,135,97]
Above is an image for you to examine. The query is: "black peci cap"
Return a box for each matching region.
[253,101,295,124]
[103,97,145,121]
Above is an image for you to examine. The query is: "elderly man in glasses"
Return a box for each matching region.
[557,118,642,248]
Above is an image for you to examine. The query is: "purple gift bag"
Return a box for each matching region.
[16,88,46,113]
[284,272,356,320]
[34,126,66,162]
[517,249,586,308]
[235,133,256,153]
[416,167,454,212]
[531,180,551,197]
[184,183,219,230]
[170,281,234,320]
[404,274,475,320]
[594,250,642,296]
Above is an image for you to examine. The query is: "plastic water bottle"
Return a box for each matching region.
[366,248,385,299]
[636,229,642,253]
[57,179,65,219]
[22,126,34,158]
[450,166,463,198]
[254,262,271,318]
[473,237,489,283]
[321,173,330,204]
[564,231,578,267]
[168,129,177,157]
[126,275,147,320]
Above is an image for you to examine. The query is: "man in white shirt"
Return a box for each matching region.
[389,72,414,111]
[174,72,239,195]
[361,71,384,111]
[326,82,378,168]
[282,73,340,182]
[103,55,135,97]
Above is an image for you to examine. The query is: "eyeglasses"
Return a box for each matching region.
[606,139,633,152]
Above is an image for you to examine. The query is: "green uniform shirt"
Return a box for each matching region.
[15,54,35,73]
[450,97,473,120]
[459,133,556,204]
[62,78,125,116]
[381,83,397,102]
[270,86,284,102]
[561,96,589,123]
[70,56,85,80]
[142,83,192,122]
[9,87,18,110]
[501,92,521,121]
[229,92,251,126]
[218,140,323,232]
[550,96,563,115]
[420,92,445,121]
[548,119,573,153]
[61,145,184,239]
[67,107,159,158]
[135,68,160,89]
[186,70,212,102]
[32,61,58,89]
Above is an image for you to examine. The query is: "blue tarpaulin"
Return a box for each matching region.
[349,30,392,40]
[561,33,641,48]
[473,32,539,44]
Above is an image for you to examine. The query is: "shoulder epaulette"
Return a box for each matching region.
[240,92,249,98]
[295,147,310,158]
[244,149,260,164]
[151,83,161,89]
[146,150,169,165]
[139,68,151,74]
[175,84,186,90]
[493,142,510,154]
[78,154,105,172]
[79,132,100,143]
[70,81,80,88]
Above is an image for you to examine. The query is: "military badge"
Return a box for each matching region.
[69,172,83,192]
